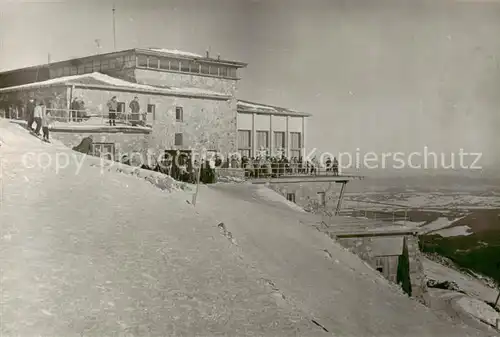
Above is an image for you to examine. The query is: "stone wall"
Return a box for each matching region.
[0,87,68,117]
[403,235,429,304]
[101,69,137,83]
[335,235,404,282]
[268,181,343,212]
[148,96,237,155]
[331,233,428,302]
[72,87,237,155]
[51,131,149,160]
[134,69,238,96]
[215,168,245,181]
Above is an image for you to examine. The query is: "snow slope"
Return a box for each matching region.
[423,257,499,307]
[0,121,491,336]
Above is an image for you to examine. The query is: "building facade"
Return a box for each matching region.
[0,48,309,161]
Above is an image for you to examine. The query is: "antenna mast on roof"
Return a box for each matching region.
[95,39,102,54]
[112,4,117,51]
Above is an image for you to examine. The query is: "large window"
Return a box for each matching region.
[228,68,237,78]
[209,65,219,76]
[273,131,286,156]
[317,192,326,207]
[160,58,170,70]
[117,102,125,113]
[238,130,251,158]
[91,143,115,161]
[93,59,102,71]
[256,131,269,156]
[190,62,200,73]
[147,104,156,121]
[200,63,209,74]
[148,56,159,69]
[175,107,183,122]
[180,60,190,72]
[290,132,302,158]
[137,55,148,67]
[101,59,109,70]
[174,133,183,146]
[124,54,135,68]
[84,61,93,73]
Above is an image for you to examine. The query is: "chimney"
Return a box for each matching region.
[217,54,220,61]
[206,50,209,58]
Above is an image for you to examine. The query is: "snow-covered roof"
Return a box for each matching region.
[148,48,203,58]
[0,72,229,99]
[237,99,311,117]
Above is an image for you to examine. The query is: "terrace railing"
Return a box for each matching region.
[243,163,360,179]
[46,108,150,127]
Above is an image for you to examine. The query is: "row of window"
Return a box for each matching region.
[136,55,238,79]
[237,130,302,157]
[107,101,184,122]
[53,55,135,77]
[51,53,238,79]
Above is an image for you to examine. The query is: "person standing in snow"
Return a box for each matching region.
[70,98,79,122]
[41,109,53,142]
[33,101,44,136]
[107,96,118,126]
[129,96,140,124]
[333,157,339,176]
[26,98,35,130]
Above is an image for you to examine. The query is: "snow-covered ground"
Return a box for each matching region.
[434,225,473,237]
[420,217,464,234]
[423,258,499,307]
[0,121,492,336]
[344,192,500,211]
[423,257,500,332]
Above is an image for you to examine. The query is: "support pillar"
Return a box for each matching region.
[269,115,273,156]
[252,113,256,157]
[285,116,290,158]
[335,181,347,215]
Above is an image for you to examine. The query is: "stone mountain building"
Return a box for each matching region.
[0,48,308,160]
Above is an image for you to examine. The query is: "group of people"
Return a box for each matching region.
[70,98,87,122]
[106,96,147,127]
[228,155,340,178]
[26,99,54,142]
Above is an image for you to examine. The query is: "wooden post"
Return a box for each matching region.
[495,263,500,308]
[334,181,347,216]
[192,163,202,206]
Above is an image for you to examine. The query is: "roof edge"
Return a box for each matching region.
[70,82,231,100]
[135,48,248,68]
[237,109,311,117]
[237,99,311,117]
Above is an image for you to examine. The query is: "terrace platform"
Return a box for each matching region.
[250,174,363,184]
[317,217,417,238]
[8,118,152,134]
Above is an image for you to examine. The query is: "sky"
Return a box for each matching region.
[1,0,500,173]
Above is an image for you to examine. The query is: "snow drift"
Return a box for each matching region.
[0,120,490,336]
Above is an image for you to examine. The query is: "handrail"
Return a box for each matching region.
[242,163,359,179]
[46,108,148,126]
